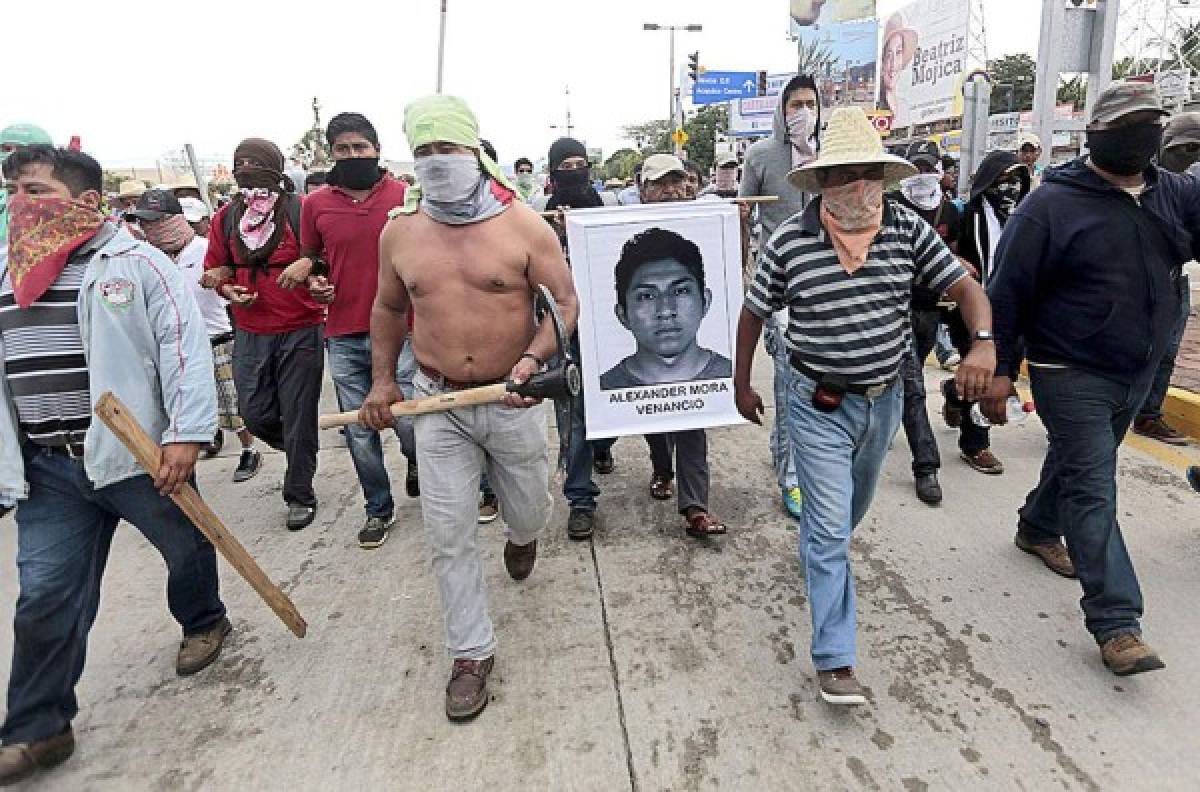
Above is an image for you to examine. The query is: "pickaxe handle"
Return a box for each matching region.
[93,392,307,638]
[319,382,510,429]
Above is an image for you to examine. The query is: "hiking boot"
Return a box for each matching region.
[1014,531,1076,578]
[0,727,75,785]
[286,503,317,531]
[962,448,1004,474]
[504,539,537,581]
[203,428,224,459]
[1133,416,1188,446]
[782,487,804,519]
[915,473,943,505]
[232,448,261,483]
[567,509,595,541]
[477,493,499,524]
[176,616,232,676]
[817,667,867,705]
[593,448,615,475]
[406,460,420,497]
[1100,633,1165,676]
[445,656,494,721]
[649,473,674,501]
[358,516,393,549]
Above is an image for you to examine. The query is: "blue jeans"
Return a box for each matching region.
[764,318,798,490]
[327,334,416,519]
[558,386,616,513]
[1138,274,1191,421]
[3,444,225,744]
[788,372,903,671]
[1019,365,1153,642]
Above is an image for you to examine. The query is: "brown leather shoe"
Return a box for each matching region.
[1133,416,1188,446]
[816,667,867,705]
[649,473,674,501]
[962,448,1004,474]
[0,727,74,785]
[1101,633,1165,676]
[1014,532,1076,578]
[177,616,232,676]
[446,656,494,721]
[503,540,536,581]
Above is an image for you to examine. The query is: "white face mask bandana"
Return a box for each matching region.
[899,171,943,212]
[786,108,817,168]
[413,153,507,225]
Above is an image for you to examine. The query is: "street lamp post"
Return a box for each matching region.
[643,22,702,154]
[436,0,448,93]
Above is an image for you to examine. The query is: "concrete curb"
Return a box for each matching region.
[1164,386,1200,440]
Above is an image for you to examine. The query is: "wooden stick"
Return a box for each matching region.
[93,392,307,638]
[319,383,509,430]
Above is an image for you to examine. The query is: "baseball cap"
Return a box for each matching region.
[1016,132,1042,151]
[716,152,739,168]
[903,140,940,168]
[127,188,183,221]
[1089,80,1168,125]
[179,197,211,223]
[1162,112,1200,148]
[641,153,687,183]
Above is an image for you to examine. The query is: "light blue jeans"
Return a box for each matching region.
[326,334,416,519]
[788,372,903,671]
[764,318,799,491]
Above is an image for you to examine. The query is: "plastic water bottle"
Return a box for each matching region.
[969,396,1035,428]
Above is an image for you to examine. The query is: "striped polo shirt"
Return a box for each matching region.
[745,199,967,385]
[0,228,111,448]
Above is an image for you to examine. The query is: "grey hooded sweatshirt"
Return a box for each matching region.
[738,75,814,248]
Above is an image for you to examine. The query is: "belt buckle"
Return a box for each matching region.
[66,442,84,459]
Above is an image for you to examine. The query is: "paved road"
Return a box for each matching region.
[1,351,1198,791]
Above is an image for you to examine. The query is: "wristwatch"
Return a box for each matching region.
[973,330,995,342]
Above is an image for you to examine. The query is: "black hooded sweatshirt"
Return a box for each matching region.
[988,157,1198,383]
[959,151,1030,285]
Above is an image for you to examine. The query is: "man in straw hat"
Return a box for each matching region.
[982,81,1200,676]
[734,108,995,705]
[360,95,578,721]
[113,179,147,214]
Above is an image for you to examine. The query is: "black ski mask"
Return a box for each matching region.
[1087,122,1164,176]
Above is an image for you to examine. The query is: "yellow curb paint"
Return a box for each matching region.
[1163,386,1200,442]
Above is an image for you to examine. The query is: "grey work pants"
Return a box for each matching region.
[413,370,551,660]
[645,430,710,514]
[232,325,323,507]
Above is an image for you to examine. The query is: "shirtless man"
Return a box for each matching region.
[360,95,578,722]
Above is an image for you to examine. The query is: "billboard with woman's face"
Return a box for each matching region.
[877,0,973,130]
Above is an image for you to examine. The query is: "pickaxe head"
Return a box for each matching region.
[517,284,580,475]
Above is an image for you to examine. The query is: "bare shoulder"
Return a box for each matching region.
[381,211,419,247]
[506,201,557,242]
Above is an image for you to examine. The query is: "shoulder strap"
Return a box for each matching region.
[284,193,302,240]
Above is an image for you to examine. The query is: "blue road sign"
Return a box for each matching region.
[692,71,758,105]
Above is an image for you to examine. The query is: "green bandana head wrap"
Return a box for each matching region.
[397,95,514,215]
[0,124,52,244]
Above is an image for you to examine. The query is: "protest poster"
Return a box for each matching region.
[564,202,744,440]
[877,0,972,129]
[789,0,876,30]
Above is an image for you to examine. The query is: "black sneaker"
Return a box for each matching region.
[286,503,317,531]
[406,460,420,497]
[204,428,224,459]
[567,509,595,541]
[914,473,942,505]
[358,516,393,549]
[593,449,615,475]
[232,448,261,483]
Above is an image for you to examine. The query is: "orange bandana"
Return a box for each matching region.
[7,195,107,308]
[820,203,881,275]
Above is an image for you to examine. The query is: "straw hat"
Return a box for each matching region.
[881,14,918,70]
[170,174,200,192]
[787,107,916,193]
[117,179,148,200]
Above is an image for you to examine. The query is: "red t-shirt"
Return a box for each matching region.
[300,177,407,337]
[204,200,326,335]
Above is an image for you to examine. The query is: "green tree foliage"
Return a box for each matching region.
[681,105,729,174]
[603,148,642,181]
[987,54,1036,112]
[621,120,671,154]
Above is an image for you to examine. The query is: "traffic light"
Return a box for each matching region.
[757,71,768,96]
[688,52,701,82]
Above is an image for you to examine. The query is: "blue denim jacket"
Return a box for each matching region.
[1,224,217,505]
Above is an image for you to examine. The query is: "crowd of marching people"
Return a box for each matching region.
[0,74,1195,782]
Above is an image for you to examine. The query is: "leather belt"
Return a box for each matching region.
[789,356,896,399]
[418,362,505,390]
[43,442,85,459]
[210,331,235,347]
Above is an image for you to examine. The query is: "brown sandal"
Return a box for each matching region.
[685,511,727,538]
[649,473,674,501]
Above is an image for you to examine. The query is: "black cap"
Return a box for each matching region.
[127,188,183,221]
[904,141,941,168]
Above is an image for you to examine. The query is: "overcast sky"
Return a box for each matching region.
[5,0,1044,169]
